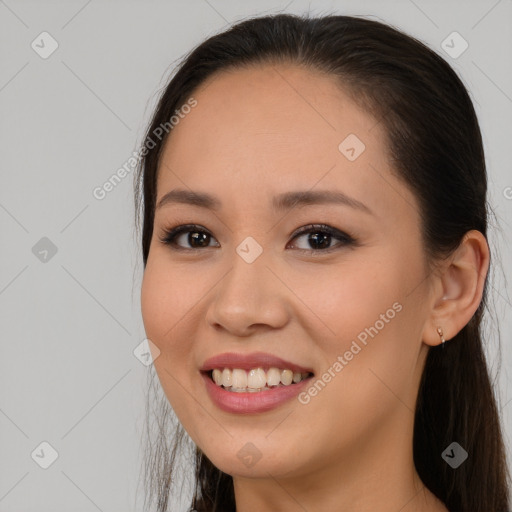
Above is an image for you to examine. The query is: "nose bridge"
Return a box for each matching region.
[218,239,270,311]
[206,238,289,333]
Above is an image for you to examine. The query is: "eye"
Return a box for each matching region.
[287,224,356,253]
[158,223,357,253]
[158,224,220,251]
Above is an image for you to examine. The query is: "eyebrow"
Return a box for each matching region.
[156,188,373,215]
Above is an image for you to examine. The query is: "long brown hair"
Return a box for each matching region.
[134,13,511,512]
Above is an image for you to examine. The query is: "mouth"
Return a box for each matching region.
[199,352,316,413]
[200,368,315,414]
[201,367,315,393]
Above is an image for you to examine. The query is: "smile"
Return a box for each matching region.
[201,369,315,414]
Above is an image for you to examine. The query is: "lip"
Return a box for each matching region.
[201,371,314,414]
[199,351,314,373]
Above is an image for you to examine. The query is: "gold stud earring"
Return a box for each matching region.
[436,327,445,347]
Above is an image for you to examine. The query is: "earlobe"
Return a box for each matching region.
[423,230,489,347]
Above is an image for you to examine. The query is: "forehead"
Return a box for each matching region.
[162,63,382,166]
[156,63,416,221]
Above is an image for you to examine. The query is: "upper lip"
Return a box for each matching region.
[199,351,314,374]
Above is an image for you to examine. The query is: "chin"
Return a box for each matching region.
[200,440,306,479]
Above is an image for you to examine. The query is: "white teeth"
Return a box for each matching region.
[212,369,223,386]
[247,368,267,389]
[221,368,232,388]
[266,367,281,387]
[232,369,247,388]
[280,369,293,385]
[209,367,312,391]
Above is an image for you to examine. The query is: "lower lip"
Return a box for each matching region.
[201,371,314,414]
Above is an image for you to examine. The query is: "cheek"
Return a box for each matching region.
[310,244,425,347]
[290,257,402,349]
[140,259,207,437]
[294,250,426,430]
[140,258,201,380]
[141,263,174,351]
[141,256,201,350]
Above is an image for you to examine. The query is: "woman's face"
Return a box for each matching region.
[141,64,435,480]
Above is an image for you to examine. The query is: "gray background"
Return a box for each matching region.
[0,0,511,510]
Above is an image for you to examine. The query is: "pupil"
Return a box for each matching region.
[190,231,210,247]
[310,232,330,249]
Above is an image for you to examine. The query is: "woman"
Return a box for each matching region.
[134,13,511,512]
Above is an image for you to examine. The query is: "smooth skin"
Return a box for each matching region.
[140,63,489,512]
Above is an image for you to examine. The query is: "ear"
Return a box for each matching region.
[422,230,490,347]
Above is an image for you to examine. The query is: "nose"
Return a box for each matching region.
[205,250,291,337]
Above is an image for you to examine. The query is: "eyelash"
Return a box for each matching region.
[158,223,357,254]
